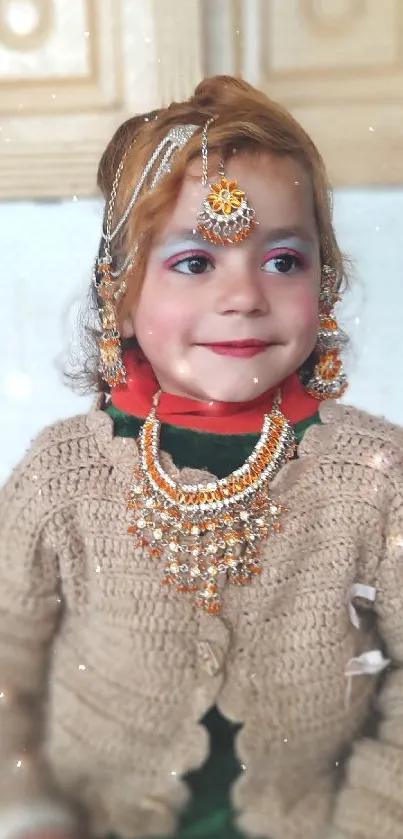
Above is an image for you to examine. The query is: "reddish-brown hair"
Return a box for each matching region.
[73,75,349,392]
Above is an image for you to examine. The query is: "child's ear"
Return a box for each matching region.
[121,314,135,339]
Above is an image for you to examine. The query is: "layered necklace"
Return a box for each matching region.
[127,390,295,614]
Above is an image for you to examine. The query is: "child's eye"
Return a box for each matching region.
[169,254,214,275]
[262,250,304,275]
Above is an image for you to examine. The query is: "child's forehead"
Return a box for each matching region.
[184,150,309,182]
[165,153,316,237]
[177,153,313,213]
[156,223,316,251]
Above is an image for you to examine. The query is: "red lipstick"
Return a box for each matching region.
[199,339,269,358]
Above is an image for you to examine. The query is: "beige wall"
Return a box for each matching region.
[1,0,402,198]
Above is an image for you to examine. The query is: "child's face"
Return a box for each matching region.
[125,152,321,402]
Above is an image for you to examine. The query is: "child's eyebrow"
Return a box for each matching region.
[159,225,315,249]
[255,225,315,245]
[159,229,212,248]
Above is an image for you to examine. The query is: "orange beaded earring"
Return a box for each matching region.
[95,258,128,387]
[305,264,348,400]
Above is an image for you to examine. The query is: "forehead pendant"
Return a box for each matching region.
[197,120,257,245]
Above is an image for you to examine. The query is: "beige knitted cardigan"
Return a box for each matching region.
[1,398,403,839]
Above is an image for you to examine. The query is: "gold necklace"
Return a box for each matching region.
[127,392,295,614]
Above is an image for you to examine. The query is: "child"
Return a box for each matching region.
[0,75,402,839]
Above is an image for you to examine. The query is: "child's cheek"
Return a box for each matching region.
[134,297,189,356]
[286,287,319,338]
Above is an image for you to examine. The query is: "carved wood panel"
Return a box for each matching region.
[0,0,203,198]
[250,0,403,185]
[1,0,402,196]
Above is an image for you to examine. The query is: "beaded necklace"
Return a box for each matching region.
[127,391,295,614]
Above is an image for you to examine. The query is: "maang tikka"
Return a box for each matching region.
[305,263,348,399]
[197,118,257,245]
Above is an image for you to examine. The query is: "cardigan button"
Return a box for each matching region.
[197,640,223,676]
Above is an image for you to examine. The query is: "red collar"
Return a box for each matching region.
[111,351,320,434]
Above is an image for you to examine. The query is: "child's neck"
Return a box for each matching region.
[110,350,321,434]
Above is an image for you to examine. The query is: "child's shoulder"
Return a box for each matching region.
[321,401,403,447]
[4,403,115,497]
[27,406,101,463]
[306,401,403,481]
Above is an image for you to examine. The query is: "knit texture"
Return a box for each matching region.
[1,398,403,839]
[103,406,321,839]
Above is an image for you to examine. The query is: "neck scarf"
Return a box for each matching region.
[111,350,321,434]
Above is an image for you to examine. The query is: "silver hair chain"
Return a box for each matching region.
[103,145,132,256]
[201,117,214,187]
[103,125,199,244]
[94,124,199,286]
[100,144,138,282]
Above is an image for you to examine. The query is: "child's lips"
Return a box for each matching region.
[198,340,270,358]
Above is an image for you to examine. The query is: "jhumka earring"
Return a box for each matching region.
[305,264,348,399]
[197,118,257,245]
[94,124,199,387]
[95,259,128,388]
[93,148,133,388]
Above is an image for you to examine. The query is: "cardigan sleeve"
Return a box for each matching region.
[327,464,403,839]
[0,436,77,839]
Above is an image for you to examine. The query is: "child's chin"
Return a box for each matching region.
[203,381,271,404]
